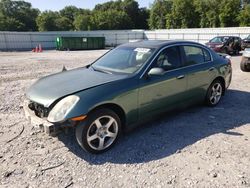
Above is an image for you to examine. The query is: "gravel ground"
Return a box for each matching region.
[0,50,249,188]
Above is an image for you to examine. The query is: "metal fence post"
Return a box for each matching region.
[3,32,8,51]
[29,33,33,49]
[115,33,118,46]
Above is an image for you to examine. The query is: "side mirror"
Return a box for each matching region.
[148,67,164,76]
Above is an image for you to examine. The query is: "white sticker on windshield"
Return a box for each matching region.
[134,48,150,53]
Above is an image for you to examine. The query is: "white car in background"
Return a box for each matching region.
[241,48,250,72]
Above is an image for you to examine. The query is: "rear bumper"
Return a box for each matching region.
[23,100,61,135]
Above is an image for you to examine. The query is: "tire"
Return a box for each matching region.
[234,49,239,55]
[240,61,250,72]
[223,48,229,55]
[75,108,122,154]
[205,80,223,107]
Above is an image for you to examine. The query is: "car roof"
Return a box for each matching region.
[119,40,203,49]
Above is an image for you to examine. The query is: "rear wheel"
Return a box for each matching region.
[75,108,121,154]
[205,80,223,106]
[223,48,229,55]
[234,49,239,55]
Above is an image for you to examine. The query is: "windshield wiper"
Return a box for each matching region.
[91,66,113,74]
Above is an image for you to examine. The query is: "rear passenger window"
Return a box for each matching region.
[203,49,211,62]
[183,46,211,65]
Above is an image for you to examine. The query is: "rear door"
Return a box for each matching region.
[138,45,188,117]
[180,45,216,100]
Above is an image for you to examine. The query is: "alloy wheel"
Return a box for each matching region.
[209,83,222,105]
[86,115,118,151]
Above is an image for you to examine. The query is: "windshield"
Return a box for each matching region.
[210,37,229,43]
[92,47,155,74]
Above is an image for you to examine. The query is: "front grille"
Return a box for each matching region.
[28,101,50,118]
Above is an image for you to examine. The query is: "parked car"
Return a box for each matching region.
[206,36,242,55]
[24,40,232,154]
[241,35,250,50]
[241,48,250,72]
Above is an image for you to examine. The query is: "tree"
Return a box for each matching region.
[55,17,72,31]
[0,0,39,31]
[36,11,60,31]
[137,8,150,29]
[219,0,241,27]
[122,0,139,28]
[194,0,220,28]
[94,1,122,11]
[149,0,173,29]
[74,14,92,30]
[59,6,80,30]
[167,0,200,29]
[91,10,133,30]
[239,4,250,26]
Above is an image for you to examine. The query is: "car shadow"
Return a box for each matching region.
[57,89,250,164]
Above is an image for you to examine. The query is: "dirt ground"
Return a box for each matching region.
[0,50,249,188]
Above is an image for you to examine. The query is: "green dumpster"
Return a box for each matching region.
[56,37,105,50]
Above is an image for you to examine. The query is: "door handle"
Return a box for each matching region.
[209,67,215,71]
[176,75,185,79]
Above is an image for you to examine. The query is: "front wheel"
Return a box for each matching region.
[75,109,121,154]
[240,61,250,72]
[205,80,223,106]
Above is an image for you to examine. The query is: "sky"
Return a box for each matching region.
[22,0,154,11]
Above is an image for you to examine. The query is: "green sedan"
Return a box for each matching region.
[24,40,232,154]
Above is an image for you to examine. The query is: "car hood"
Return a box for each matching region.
[26,67,127,107]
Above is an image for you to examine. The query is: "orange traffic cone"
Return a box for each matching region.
[39,44,43,52]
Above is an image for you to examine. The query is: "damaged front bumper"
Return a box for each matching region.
[23,100,62,136]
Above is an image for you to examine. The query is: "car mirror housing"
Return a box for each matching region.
[148,67,165,76]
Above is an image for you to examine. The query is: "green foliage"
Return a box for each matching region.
[36,11,60,31]
[91,10,133,30]
[219,0,241,27]
[0,0,39,31]
[137,8,150,29]
[239,4,250,26]
[167,0,200,29]
[194,0,220,28]
[59,6,79,30]
[60,6,79,22]
[1,0,250,31]
[149,0,173,29]
[55,16,72,31]
[74,14,92,30]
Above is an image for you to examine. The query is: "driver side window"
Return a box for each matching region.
[154,46,181,71]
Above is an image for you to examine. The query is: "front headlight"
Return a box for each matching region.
[48,95,80,123]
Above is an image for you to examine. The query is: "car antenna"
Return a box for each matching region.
[62,65,67,72]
